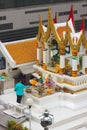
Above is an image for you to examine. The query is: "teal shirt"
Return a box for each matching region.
[14,82,28,96]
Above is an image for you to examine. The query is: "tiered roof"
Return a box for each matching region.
[36,7,87,51]
[0,6,86,68]
[5,39,37,65]
[0,38,37,68]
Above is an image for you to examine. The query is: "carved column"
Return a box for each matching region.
[77,56,80,71]
[72,49,78,77]
[36,47,41,65]
[43,48,48,69]
[85,49,87,74]
[59,46,65,74]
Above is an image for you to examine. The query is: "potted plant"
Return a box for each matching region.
[7,120,16,130]
[23,127,28,130]
[7,120,28,130]
[12,123,23,130]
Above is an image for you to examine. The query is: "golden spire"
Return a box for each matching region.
[36,15,45,41]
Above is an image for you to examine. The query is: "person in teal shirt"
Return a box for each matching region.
[14,80,29,103]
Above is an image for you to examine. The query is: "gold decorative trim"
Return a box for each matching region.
[72,70,77,77]
[72,49,78,56]
[66,21,83,51]
[85,49,87,54]
[63,87,87,94]
[59,68,65,75]
[36,60,40,65]
[54,64,60,73]
[36,16,45,48]
[85,68,87,74]
[77,64,80,71]
[42,63,47,70]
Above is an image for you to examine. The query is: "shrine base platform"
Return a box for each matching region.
[24,90,87,112]
[1,89,87,129]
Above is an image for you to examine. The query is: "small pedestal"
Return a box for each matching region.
[24,92,59,113]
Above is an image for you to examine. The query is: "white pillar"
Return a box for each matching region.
[60,55,65,68]
[77,56,80,70]
[85,56,87,68]
[77,56,79,65]
[72,57,78,71]
[82,56,86,73]
[47,47,50,64]
[83,55,87,74]
[37,47,41,62]
[43,49,47,64]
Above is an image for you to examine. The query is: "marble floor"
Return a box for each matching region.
[0,125,6,130]
[0,89,87,130]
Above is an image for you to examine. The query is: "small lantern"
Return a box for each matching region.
[40,109,54,130]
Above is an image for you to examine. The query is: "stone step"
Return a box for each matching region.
[51,116,87,130]
[31,106,87,130]
[23,113,87,130]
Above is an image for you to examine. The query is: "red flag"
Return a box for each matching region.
[54,12,57,23]
[80,17,85,31]
[68,5,74,25]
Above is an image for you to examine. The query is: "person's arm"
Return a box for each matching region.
[21,83,29,89]
[24,85,29,89]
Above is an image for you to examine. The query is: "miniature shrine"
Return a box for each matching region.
[0,6,87,110]
[25,7,87,110]
[0,4,87,130]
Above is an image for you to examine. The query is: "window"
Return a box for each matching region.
[0,0,81,9]
[0,23,13,30]
[0,16,6,20]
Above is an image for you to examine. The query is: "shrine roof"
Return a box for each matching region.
[5,38,37,65]
[54,19,75,38]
